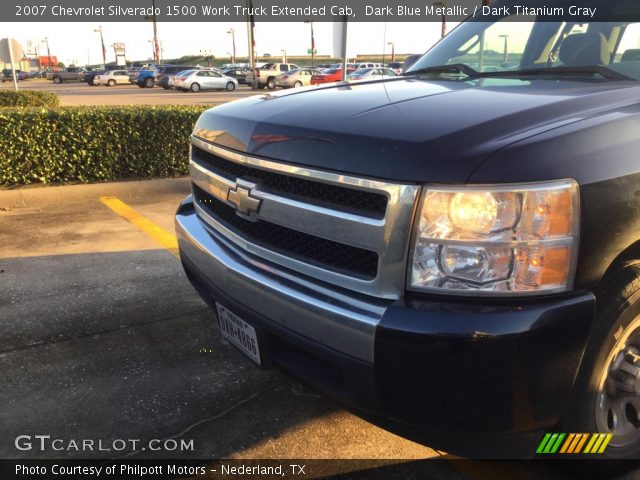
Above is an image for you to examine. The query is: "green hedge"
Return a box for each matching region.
[0,90,60,108]
[0,105,210,186]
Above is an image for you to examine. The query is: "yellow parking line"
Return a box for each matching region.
[100,196,179,258]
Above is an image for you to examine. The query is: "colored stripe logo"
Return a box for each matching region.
[536,433,613,454]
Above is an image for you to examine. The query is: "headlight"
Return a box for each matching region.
[409,180,579,296]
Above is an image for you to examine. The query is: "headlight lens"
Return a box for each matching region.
[409,180,579,295]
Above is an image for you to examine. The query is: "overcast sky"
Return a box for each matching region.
[0,21,452,65]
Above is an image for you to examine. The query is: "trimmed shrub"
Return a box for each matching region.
[0,90,60,108]
[0,105,210,186]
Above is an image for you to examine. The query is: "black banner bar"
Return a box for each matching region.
[5,0,640,23]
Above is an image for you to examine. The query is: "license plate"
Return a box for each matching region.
[216,303,261,365]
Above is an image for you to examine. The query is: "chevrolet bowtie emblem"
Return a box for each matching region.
[227,180,262,218]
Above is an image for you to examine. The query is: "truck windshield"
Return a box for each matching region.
[408,0,640,81]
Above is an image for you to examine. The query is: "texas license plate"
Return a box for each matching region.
[215,303,261,365]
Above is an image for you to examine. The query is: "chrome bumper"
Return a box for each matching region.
[176,196,390,363]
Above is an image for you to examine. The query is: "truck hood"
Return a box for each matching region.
[193,77,640,183]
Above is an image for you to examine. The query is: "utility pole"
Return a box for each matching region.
[247,0,257,90]
[227,28,236,65]
[151,0,159,64]
[387,42,395,62]
[42,37,52,70]
[94,26,106,68]
[499,34,509,63]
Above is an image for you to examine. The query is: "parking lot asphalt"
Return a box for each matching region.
[0,185,441,461]
[0,79,261,106]
[1,180,607,479]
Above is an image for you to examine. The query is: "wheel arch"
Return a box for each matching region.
[598,241,640,291]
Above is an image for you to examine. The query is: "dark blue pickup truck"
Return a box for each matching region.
[176,0,640,459]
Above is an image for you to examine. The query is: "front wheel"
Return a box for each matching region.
[53,77,62,84]
[294,81,303,88]
[561,263,640,459]
[144,77,154,88]
[190,82,200,93]
[225,82,236,91]
[266,77,276,90]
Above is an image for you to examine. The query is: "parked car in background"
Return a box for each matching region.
[135,65,163,88]
[246,63,300,89]
[347,67,398,82]
[94,70,129,86]
[310,68,354,85]
[347,62,383,71]
[275,68,323,88]
[402,54,421,73]
[46,67,86,83]
[1,69,26,82]
[127,66,142,84]
[387,62,404,74]
[167,69,195,89]
[155,65,196,89]
[223,67,251,85]
[174,70,238,92]
[84,70,104,86]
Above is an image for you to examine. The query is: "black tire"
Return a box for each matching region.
[294,81,303,88]
[162,85,170,90]
[107,79,116,87]
[258,83,266,89]
[144,77,154,88]
[225,81,235,91]
[53,77,62,84]
[266,77,276,90]
[190,82,200,93]
[560,262,640,462]
[137,83,145,88]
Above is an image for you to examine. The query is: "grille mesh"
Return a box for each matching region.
[192,145,387,218]
[193,184,379,279]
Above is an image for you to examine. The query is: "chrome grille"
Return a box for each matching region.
[190,135,420,299]
[193,184,379,279]
[192,145,388,218]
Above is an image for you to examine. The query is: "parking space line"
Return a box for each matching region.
[100,196,179,258]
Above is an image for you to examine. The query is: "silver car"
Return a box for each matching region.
[347,67,398,82]
[174,70,238,92]
[275,68,323,88]
[95,70,130,86]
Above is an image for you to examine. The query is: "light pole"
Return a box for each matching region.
[94,26,106,68]
[499,34,509,64]
[304,21,315,66]
[387,42,395,62]
[42,37,52,71]
[281,49,287,63]
[227,28,236,65]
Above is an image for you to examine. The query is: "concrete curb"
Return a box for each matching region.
[0,178,191,209]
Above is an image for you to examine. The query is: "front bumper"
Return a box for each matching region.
[176,196,596,457]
